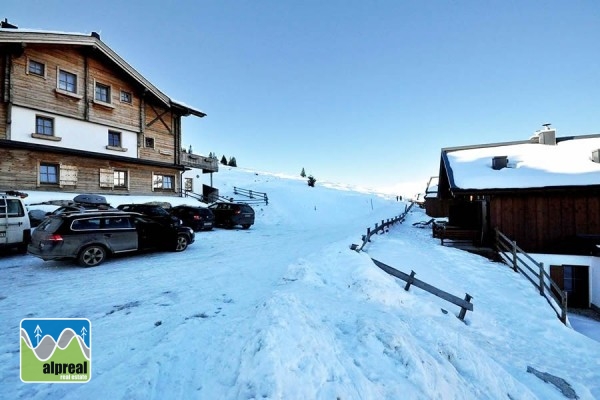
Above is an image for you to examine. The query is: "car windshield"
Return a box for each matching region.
[147,207,169,216]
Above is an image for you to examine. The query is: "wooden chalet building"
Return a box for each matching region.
[0,27,213,196]
[432,126,600,309]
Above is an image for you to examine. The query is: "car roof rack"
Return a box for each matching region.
[0,190,28,198]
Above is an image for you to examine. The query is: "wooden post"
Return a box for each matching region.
[366,228,371,242]
[249,189,253,198]
[511,240,518,272]
[539,262,544,296]
[458,293,473,321]
[404,270,416,291]
[561,290,568,324]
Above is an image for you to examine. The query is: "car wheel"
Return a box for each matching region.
[78,245,107,267]
[174,234,189,252]
[242,224,251,229]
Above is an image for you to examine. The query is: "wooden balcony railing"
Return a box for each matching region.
[180,152,219,172]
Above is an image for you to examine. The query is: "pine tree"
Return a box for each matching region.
[307,175,316,187]
[220,155,227,165]
[300,168,306,178]
[228,156,237,167]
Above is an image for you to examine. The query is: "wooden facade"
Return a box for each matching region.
[0,30,206,196]
[436,137,600,255]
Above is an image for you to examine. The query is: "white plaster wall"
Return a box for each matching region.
[182,168,215,199]
[11,106,138,158]
[531,253,593,307]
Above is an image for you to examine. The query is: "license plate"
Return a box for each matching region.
[203,222,212,226]
[0,232,5,238]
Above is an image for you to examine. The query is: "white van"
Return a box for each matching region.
[0,192,31,252]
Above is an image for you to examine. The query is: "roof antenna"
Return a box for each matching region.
[542,123,552,130]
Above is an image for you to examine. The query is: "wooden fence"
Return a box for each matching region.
[371,258,474,321]
[351,202,414,252]
[233,187,269,205]
[495,228,567,324]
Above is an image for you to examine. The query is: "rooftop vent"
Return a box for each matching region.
[492,156,508,170]
[91,31,100,40]
[533,123,556,145]
[593,149,600,164]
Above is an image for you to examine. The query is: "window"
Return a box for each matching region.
[58,70,77,93]
[108,131,121,147]
[95,82,111,103]
[28,60,45,77]
[184,178,193,191]
[36,116,54,136]
[40,163,59,184]
[153,174,174,190]
[145,137,155,148]
[120,90,132,104]
[0,199,25,218]
[114,170,127,188]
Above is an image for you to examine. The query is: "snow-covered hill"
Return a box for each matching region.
[2,167,599,399]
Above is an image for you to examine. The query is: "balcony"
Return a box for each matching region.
[180,152,219,173]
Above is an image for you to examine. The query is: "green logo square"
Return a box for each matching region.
[20,318,91,383]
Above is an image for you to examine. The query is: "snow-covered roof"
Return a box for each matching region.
[0,29,205,117]
[443,134,600,191]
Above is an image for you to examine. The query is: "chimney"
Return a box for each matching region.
[536,123,556,145]
[492,156,508,170]
[91,31,100,40]
[593,149,600,164]
[1,18,18,29]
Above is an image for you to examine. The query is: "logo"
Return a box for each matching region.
[20,318,91,383]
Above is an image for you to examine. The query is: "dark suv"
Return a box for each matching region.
[208,202,255,229]
[169,205,214,231]
[27,211,195,267]
[116,204,181,226]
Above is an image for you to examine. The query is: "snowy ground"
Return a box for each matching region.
[2,167,600,399]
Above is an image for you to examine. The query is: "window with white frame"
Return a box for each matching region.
[95,82,111,103]
[153,174,174,190]
[28,59,45,77]
[35,116,54,136]
[58,69,77,93]
[40,163,59,184]
[114,170,128,188]
[120,90,132,104]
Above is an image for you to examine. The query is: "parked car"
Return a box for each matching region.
[1,191,31,253]
[116,204,181,226]
[208,202,255,229]
[27,211,195,267]
[169,205,214,231]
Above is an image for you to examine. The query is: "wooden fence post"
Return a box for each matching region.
[511,240,518,272]
[366,227,371,242]
[561,291,568,324]
[404,270,416,291]
[249,189,253,198]
[458,294,473,320]
[539,262,544,296]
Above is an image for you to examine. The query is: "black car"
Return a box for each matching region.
[208,202,255,229]
[27,211,195,267]
[169,205,214,231]
[116,204,181,226]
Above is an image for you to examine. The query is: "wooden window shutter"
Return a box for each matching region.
[99,168,114,188]
[59,165,78,187]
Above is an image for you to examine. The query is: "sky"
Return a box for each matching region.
[2,166,600,399]
[3,1,600,193]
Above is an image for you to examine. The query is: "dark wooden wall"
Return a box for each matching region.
[490,191,600,253]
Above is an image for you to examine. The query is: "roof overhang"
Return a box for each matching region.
[0,29,205,117]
